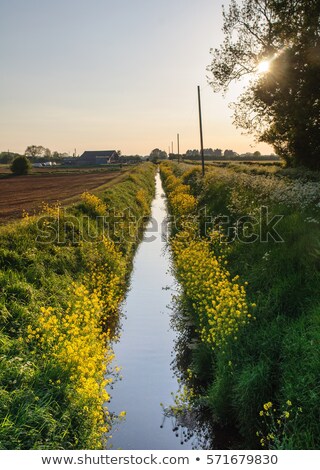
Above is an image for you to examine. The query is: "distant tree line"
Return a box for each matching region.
[24,145,69,161]
[119,155,143,163]
[1,146,279,167]
[0,146,71,164]
[0,151,23,164]
[169,148,279,161]
[146,147,279,162]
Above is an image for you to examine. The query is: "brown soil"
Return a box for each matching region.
[0,170,124,222]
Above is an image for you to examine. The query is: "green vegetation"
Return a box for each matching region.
[0,152,23,164]
[161,161,320,449]
[10,156,31,175]
[0,163,156,449]
[209,0,320,169]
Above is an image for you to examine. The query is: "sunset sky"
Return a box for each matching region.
[0,0,272,156]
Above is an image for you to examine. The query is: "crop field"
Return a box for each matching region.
[0,169,126,222]
[0,164,124,175]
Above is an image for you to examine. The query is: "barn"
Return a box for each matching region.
[78,150,119,165]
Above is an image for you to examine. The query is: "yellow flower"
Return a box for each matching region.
[263,402,272,411]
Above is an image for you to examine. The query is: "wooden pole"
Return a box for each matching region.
[197,85,205,177]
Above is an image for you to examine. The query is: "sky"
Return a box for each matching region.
[0,0,272,156]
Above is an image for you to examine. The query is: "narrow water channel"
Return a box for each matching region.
[109,172,194,450]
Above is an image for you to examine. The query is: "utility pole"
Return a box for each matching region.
[197,85,205,177]
[171,141,174,156]
[177,133,180,163]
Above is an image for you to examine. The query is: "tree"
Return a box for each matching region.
[185,149,200,157]
[10,156,31,175]
[149,148,167,161]
[25,145,45,158]
[0,151,21,164]
[208,0,320,169]
[224,149,237,158]
[213,148,223,157]
[204,148,214,157]
[44,148,52,159]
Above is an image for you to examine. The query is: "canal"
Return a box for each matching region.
[109,172,195,450]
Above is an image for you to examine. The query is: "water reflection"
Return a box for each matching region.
[107,172,240,450]
[163,300,213,450]
[108,173,196,450]
[166,295,242,450]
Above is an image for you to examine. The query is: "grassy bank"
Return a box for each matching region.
[160,161,320,450]
[0,163,156,449]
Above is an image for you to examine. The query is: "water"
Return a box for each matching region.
[109,172,194,450]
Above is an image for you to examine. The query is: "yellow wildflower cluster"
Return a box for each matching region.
[163,173,181,191]
[170,192,197,217]
[81,192,106,217]
[161,379,195,419]
[26,237,126,448]
[22,209,30,220]
[170,183,191,196]
[136,189,150,214]
[41,201,62,217]
[171,233,250,348]
[263,401,273,412]
[160,162,251,349]
[171,384,196,416]
[160,162,197,217]
[257,400,303,449]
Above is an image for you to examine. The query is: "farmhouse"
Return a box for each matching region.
[78,150,119,165]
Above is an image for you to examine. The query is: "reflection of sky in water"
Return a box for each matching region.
[109,173,193,450]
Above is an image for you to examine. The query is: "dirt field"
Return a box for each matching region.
[0,170,124,222]
[0,164,122,175]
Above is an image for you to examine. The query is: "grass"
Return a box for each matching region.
[160,161,320,450]
[0,163,156,449]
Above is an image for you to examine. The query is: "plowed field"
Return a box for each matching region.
[0,170,123,222]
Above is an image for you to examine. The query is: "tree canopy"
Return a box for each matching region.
[208,0,320,169]
[25,145,45,158]
[10,156,31,175]
[149,149,168,161]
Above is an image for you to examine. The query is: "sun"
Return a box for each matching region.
[257,60,270,74]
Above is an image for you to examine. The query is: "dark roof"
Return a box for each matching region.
[80,150,117,159]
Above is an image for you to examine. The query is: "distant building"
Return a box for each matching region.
[78,150,119,165]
